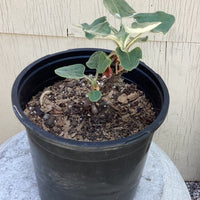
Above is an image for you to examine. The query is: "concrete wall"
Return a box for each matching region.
[0,0,199,180]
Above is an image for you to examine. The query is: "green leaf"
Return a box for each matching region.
[55,64,85,79]
[131,36,148,42]
[86,51,112,73]
[89,90,102,102]
[135,36,148,42]
[116,47,142,71]
[126,22,161,34]
[134,11,175,34]
[114,25,129,47]
[103,0,135,18]
[110,25,118,34]
[85,32,96,40]
[81,16,111,39]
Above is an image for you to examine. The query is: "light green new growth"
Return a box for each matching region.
[55,0,175,102]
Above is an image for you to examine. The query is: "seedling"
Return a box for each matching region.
[55,0,175,102]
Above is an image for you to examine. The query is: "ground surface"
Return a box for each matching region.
[24,76,155,142]
[186,181,200,200]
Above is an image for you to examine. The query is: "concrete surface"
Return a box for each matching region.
[0,130,191,200]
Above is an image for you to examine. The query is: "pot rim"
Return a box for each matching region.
[12,48,169,149]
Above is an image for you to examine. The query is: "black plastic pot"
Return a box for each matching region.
[12,48,169,200]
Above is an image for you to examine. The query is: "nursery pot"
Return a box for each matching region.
[12,48,169,200]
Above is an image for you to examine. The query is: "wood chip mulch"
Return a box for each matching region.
[24,75,156,142]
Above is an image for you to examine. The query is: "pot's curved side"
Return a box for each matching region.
[27,126,153,200]
[11,48,169,200]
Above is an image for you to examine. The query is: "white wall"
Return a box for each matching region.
[0,0,199,180]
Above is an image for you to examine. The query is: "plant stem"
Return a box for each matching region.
[108,51,116,58]
[84,74,99,90]
[125,33,142,51]
[120,18,123,26]
[83,75,93,85]
[106,35,123,49]
[94,71,99,82]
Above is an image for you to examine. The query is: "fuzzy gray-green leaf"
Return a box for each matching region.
[89,90,102,102]
[134,36,148,42]
[103,0,135,18]
[114,25,129,47]
[81,16,111,39]
[134,11,175,34]
[86,51,112,73]
[55,64,85,79]
[126,22,161,34]
[116,47,142,71]
[110,25,118,34]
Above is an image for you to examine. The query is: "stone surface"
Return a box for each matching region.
[0,131,191,200]
[186,182,200,200]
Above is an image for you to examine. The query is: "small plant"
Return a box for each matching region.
[55,0,175,102]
